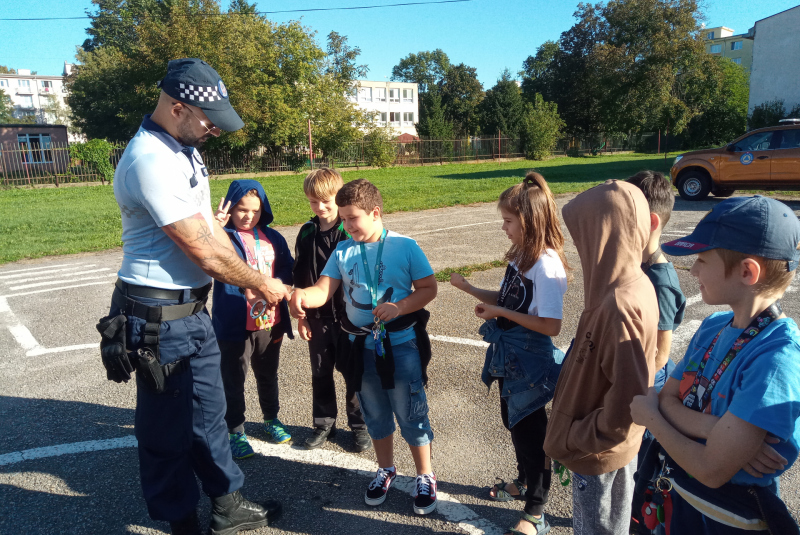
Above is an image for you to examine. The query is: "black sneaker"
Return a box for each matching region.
[304,426,335,450]
[364,467,396,506]
[353,429,372,452]
[412,473,437,515]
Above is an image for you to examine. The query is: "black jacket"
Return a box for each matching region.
[292,216,347,320]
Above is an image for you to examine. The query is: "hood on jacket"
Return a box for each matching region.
[223,179,274,229]
[562,180,650,309]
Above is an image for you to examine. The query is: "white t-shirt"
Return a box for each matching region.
[496,249,567,330]
[114,119,213,289]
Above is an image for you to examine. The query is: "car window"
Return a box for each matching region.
[734,132,774,152]
[778,129,800,149]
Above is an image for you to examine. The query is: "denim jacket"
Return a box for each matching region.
[480,318,564,428]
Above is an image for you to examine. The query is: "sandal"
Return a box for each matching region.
[506,512,551,535]
[489,478,527,502]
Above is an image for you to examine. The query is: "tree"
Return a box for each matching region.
[0,93,15,123]
[41,94,72,126]
[0,65,17,74]
[391,49,450,93]
[684,58,749,147]
[416,90,454,140]
[438,63,483,137]
[520,93,565,160]
[748,99,786,130]
[520,40,559,97]
[81,0,173,54]
[479,69,525,137]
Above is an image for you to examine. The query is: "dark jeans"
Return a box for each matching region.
[307,316,365,430]
[218,327,284,431]
[500,378,551,516]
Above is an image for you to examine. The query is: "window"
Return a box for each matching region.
[778,130,800,149]
[710,44,722,54]
[41,80,52,88]
[734,131,773,152]
[390,112,401,123]
[732,58,742,65]
[20,95,34,108]
[17,134,53,163]
[403,112,414,125]
[358,87,372,102]
[389,89,399,102]
[375,88,386,101]
[18,80,30,88]
[707,31,715,39]
[402,88,413,102]
[731,41,743,51]
[0,80,6,87]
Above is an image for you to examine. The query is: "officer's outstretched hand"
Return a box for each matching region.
[96,314,135,383]
[253,275,290,307]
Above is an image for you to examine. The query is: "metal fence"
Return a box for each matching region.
[0,141,126,187]
[0,133,652,187]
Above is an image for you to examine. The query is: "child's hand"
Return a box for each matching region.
[214,197,231,226]
[289,289,307,319]
[743,435,788,478]
[449,273,471,292]
[297,317,312,341]
[630,387,661,427]
[474,303,502,320]
[373,302,401,322]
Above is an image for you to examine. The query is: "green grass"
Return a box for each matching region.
[0,153,674,265]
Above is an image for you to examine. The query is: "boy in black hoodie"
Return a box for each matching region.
[212,179,294,460]
[293,168,370,452]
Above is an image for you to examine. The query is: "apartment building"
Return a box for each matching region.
[352,81,419,137]
[748,5,800,115]
[0,62,79,140]
[703,26,754,72]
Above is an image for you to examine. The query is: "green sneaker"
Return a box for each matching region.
[263,418,292,444]
[229,431,255,460]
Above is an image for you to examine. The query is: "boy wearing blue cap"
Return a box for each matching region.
[630,196,800,534]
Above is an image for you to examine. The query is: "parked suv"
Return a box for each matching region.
[671,120,800,200]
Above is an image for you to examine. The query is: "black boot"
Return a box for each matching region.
[170,511,201,535]
[209,490,282,535]
[304,426,336,450]
[353,428,372,452]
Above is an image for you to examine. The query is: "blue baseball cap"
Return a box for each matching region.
[662,196,800,271]
[157,58,244,131]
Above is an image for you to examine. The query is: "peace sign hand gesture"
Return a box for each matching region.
[214,197,232,226]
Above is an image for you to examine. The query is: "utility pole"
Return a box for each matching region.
[308,118,314,169]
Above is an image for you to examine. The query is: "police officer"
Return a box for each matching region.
[97,58,286,535]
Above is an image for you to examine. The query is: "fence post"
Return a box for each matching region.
[0,142,7,187]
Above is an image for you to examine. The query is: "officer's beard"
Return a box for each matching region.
[176,117,210,149]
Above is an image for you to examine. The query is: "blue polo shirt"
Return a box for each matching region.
[114,115,213,289]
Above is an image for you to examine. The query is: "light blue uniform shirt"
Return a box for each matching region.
[114,116,214,289]
[321,230,434,345]
[671,311,800,487]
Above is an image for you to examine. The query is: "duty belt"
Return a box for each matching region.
[112,279,211,322]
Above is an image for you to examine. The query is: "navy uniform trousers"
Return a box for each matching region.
[110,288,244,522]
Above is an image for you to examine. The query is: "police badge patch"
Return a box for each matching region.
[218,79,228,99]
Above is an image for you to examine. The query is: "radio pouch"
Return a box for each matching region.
[96,314,134,383]
[136,348,166,393]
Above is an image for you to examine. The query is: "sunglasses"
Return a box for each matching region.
[182,105,222,137]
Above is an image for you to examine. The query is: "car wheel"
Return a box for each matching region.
[678,172,711,201]
[713,188,735,198]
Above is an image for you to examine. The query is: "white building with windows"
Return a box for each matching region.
[352,81,419,137]
[0,62,80,141]
[747,5,800,115]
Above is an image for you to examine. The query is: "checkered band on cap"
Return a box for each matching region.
[179,83,221,102]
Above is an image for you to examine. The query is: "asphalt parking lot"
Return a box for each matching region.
[1,193,799,534]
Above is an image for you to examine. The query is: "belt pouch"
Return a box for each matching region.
[137,348,166,393]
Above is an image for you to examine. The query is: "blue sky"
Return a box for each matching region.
[1,0,798,86]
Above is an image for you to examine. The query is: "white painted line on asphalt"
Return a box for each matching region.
[0,263,90,278]
[672,319,703,348]
[4,267,109,285]
[406,220,502,237]
[27,343,99,357]
[686,293,703,307]
[10,272,117,291]
[430,334,489,348]
[0,297,42,352]
[0,435,138,467]
[0,280,116,299]
[0,433,502,534]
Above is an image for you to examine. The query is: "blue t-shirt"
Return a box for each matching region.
[645,262,685,331]
[671,311,800,486]
[321,230,434,345]
[114,116,214,289]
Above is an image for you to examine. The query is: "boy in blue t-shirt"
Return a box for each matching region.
[630,196,800,534]
[289,179,440,516]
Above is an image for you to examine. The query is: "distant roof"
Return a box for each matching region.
[395,133,420,142]
[0,123,67,128]
[755,4,800,24]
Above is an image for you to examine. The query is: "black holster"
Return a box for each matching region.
[136,347,166,393]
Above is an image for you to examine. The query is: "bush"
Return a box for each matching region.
[68,139,115,183]
[362,126,396,168]
[520,94,565,160]
[748,100,786,130]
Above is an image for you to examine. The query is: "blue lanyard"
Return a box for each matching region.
[239,228,265,273]
[358,229,387,310]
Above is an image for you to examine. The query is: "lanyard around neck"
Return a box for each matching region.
[683,301,782,412]
[359,229,387,309]
[239,228,265,273]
